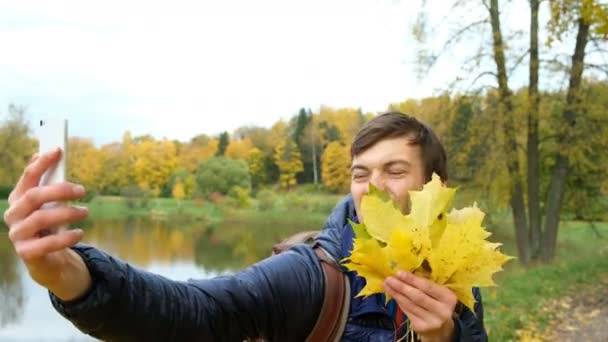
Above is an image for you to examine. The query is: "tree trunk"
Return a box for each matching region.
[527,0,542,260]
[541,19,589,262]
[489,0,529,263]
[311,120,318,184]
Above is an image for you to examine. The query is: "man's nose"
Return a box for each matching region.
[368,172,385,192]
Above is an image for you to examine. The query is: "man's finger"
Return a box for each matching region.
[8,206,89,242]
[385,276,442,314]
[9,148,62,204]
[396,271,454,302]
[384,279,429,319]
[4,183,86,226]
[14,228,84,261]
[384,279,445,334]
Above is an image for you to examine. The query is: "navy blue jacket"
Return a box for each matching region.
[50,195,488,341]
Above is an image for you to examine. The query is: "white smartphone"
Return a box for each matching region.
[37,118,68,187]
[36,118,68,221]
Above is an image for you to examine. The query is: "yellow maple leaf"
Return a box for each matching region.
[343,173,514,313]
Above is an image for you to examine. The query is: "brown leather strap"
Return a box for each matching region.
[306,247,347,342]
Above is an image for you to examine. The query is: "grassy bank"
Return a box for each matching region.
[483,221,608,341]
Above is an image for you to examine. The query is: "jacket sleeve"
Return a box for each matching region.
[50,243,325,342]
[453,287,488,341]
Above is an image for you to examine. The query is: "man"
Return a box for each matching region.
[3,112,487,341]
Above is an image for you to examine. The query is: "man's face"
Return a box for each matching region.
[350,136,426,222]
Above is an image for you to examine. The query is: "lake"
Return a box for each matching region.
[0,217,275,342]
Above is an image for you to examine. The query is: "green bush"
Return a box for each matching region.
[120,185,151,209]
[196,157,251,197]
[229,186,251,209]
[256,189,276,210]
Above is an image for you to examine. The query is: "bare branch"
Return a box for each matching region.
[507,48,530,78]
[540,58,570,74]
[417,18,489,75]
[589,37,608,66]
[442,19,489,51]
[481,0,490,12]
[585,63,608,77]
[465,71,497,93]
[450,0,470,12]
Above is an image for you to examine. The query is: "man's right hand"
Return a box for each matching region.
[3,148,93,301]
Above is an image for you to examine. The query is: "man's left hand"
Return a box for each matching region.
[383,271,457,342]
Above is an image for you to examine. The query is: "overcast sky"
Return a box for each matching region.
[0,0,579,146]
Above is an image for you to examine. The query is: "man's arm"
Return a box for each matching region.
[3,149,326,341]
[50,243,325,341]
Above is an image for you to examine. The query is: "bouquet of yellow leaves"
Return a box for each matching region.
[343,173,513,312]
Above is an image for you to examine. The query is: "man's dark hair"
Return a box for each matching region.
[350,111,448,182]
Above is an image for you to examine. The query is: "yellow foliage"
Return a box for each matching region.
[274,138,303,189]
[343,174,513,312]
[268,121,288,148]
[321,141,351,193]
[68,137,103,190]
[549,0,608,42]
[225,138,255,159]
[132,139,178,196]
[98,140,135,192]
[315,106,364,145]
[172,181,186,200]
[246,147,265,185]
[178,138,218,172]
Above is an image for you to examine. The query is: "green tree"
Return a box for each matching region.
[216,131,230,156]
[195,156,251,196]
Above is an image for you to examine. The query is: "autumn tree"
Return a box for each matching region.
[162,169,197,199]
[274,137,303,190]
[178,137,218,172]
[411,0,608,263]
[0,105,37,187]
[67,137,103,193]
[246,147,266,189]
[321,141,351,193]
[131,138,178,197]
[97,132,136,195]
[172,181,186,208]
[225,138,255,160]
[541,0,608,261]
[233,125,278,185]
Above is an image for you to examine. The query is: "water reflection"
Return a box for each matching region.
[84,218,201,267]
[0,236,24,329]
[0,217,265,341]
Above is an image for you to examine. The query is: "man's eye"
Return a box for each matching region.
[352,174,367,180]
[388,171,406,176]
